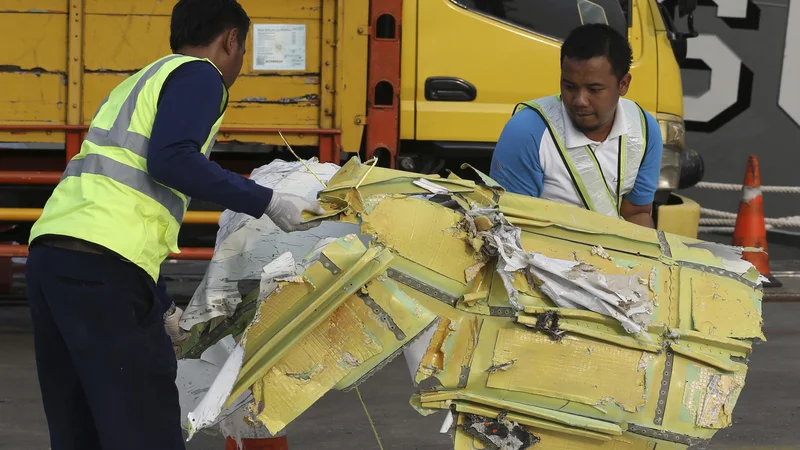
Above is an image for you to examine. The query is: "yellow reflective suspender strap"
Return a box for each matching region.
[513,100,592,211]
[617,137,626,214]
[622,104,649,212]
[514,98,618,217]
[582,142,620,214]
[636,103,649,171]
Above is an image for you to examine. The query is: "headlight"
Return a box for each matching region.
[656,113,685,190]
[658,113,685,150]
[658,146,681,190]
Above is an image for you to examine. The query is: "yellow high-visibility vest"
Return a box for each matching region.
[513,95,649,217]
[29,54,229,281]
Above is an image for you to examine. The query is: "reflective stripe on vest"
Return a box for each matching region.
[67,55,228,223]
[30,54,228,281]
[83,54,182,157]
[513,95,648,217]
[62,153,186,223]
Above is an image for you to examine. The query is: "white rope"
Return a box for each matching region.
[698,226,735,233]
[700,206,800,227]
[696,181,800,194]
[700,218,737,226]
[701,208,737,219]
[689,182,800,231]
[699,215,800,227]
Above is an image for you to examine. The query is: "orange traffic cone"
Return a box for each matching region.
[225,436,288,450]
[732,155,781,288]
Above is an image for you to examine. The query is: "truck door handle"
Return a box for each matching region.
[424,77,477,102]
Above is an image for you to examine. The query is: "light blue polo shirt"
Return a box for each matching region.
[490,100,663,208]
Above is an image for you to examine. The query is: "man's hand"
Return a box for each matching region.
[266,192,326,232]
[163,303,188,357]
[620,198,655,228]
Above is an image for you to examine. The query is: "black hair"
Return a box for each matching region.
[560,24,632,81]
[170,0,251,52]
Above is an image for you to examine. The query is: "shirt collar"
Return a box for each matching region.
[561,99,628,148]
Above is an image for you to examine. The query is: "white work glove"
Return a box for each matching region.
[265,192,326,233]
[163,304,188,357]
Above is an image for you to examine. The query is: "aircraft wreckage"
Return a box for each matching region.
[174,157,766,450]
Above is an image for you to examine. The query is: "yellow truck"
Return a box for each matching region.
[0,0,703,261]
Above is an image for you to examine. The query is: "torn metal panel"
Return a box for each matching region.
[230,242,395,408]
[177,157,764,450]
[322,156,477,198]
[486,328,648,413]
[668,236,767,285]
[248,292,385,433]
[420,391,624,436]
[686,268,766,341]
[452,411,685,450]
[360,196,478,284]
[334,277,439,390]
[180,159,359,331]
[471,208,655,334]
[681,365,746,429]
[412,314,482,388]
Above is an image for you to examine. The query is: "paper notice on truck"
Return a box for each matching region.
[253,24,306,71]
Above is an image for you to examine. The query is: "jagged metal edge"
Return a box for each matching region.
[341,319,441,392]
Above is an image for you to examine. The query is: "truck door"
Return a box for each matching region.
[414,0,649,146]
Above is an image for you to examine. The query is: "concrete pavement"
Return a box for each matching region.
[1,302,798,450]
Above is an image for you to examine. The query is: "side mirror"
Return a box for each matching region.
[677,0,698,17]
[657,0,699,63]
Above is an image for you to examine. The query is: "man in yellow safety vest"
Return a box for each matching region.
[24,1,324,448]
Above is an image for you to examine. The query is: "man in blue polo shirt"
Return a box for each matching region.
[490,24,662,228]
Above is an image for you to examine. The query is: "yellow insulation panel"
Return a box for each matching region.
[250,295,384,433]
[685,269,765,340]
[486,329,648,413]
[361,197,478,284]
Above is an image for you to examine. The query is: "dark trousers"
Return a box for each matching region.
[25,244,185,450]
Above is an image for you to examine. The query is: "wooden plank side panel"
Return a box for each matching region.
[84,15,172,71]
[1,0,329,145]
[85,0,322,19]
[223,104,319,127]
[0,71,66,143]
[0,0,67,12]
[0,73,66,123]
[0,9,67,141]
[0,13,67,72]
[83,14,323,127]
[85,16,323,72]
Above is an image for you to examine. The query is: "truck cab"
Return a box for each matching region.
[397,0,702,237]
[0,0,702,266]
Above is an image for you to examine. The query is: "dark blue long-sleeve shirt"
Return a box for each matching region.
[147,60,274,311]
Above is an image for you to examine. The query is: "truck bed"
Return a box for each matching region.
[0,0,368,152]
